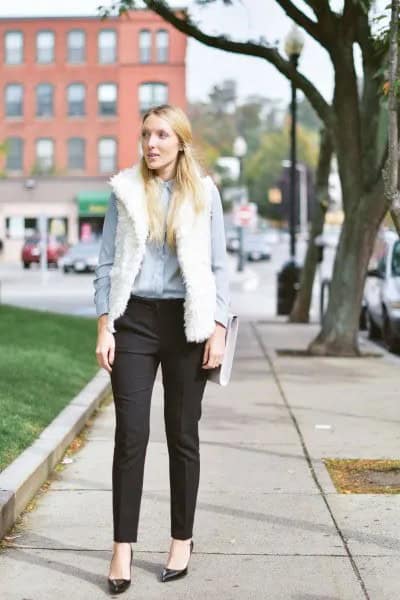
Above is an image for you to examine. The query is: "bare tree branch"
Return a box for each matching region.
[123,0,334,128]
[274,0,328,46]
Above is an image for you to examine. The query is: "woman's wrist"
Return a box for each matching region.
[98,313,109,332]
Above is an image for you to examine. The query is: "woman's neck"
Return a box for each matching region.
[155,163,177,182]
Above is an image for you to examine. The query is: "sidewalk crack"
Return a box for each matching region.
[251,321,370,600]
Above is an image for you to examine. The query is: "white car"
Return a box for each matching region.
[59,240,101,273]
[364,229,400,352]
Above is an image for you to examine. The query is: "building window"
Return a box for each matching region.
[5,83,23,117]
[35,138,54,172]
[36,31,55,64]
[67,29,85,63]
[98,137,116,173]
[68,137,85,169]
[98,83,117,116]
[139,30,151,63]
[98,30,116,64]
[67,83,85,116]
[156,30,168,63]
[36,83,53,117]
[5,137,23,170]
[138,83,168,113]
[5,31,23,64]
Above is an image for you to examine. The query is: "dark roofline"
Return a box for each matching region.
[0,7,188,22]
[0,15,118,21]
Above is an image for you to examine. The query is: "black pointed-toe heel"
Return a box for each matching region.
[108,544,133,595]
[161,539,194,583]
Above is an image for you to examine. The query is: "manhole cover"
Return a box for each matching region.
[324,459,400,493]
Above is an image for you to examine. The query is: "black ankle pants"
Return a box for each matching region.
[110,294,208,543]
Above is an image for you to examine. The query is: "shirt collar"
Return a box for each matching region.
[157,177,175,192]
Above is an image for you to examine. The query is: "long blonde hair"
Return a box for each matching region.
[139,104,207,248]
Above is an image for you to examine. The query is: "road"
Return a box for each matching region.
[0,239,337,323]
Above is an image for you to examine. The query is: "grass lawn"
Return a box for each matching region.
[0,304,100,472]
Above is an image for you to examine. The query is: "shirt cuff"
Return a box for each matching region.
[214,306,228,328]
[95,301,109,317]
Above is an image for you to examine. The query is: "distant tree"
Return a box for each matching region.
[209,79,237,114]
[245,122,318,215]
[297,95,322,133]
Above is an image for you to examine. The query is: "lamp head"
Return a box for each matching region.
[233,136,247,158]
[284,25,305,60]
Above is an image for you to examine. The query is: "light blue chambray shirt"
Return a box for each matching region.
[93,177,230,327]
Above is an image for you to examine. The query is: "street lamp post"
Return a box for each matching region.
[284,25,305,261]
[233,135,248,272]
[277,25,305,316]
[281,160,308,240]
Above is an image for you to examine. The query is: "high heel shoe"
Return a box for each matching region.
[108,544,133,595]
[160,539,194,583]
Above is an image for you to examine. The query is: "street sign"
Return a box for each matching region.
[233,203,257,228]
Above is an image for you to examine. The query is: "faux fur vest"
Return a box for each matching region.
[106,163,217,342]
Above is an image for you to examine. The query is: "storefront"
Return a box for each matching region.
[0,178,109,263]
[76,191,109,241]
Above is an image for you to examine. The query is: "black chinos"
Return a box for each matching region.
[110,294,208,542]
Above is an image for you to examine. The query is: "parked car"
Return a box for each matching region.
[244,232,272,261]
[363,229,400,352]
[21,235,68,269]
[59,240,101,273]
[257,223,280,244]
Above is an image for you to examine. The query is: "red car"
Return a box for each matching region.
[21,235,68,269]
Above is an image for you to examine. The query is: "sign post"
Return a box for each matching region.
[38,213,48,282]
[233,203,258,271]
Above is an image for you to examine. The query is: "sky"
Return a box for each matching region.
[0,0,388,107]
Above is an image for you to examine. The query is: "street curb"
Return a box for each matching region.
[0,369,111,541]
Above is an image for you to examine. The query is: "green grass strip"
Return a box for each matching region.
[0,304,99,472]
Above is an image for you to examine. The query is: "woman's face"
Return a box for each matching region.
[141,113,182,175]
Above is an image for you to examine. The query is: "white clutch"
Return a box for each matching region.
[207,313,239,386]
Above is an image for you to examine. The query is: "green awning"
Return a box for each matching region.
[76,191,110,216]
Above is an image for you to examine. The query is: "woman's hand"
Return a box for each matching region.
[202,322,226,369]
[95,314,115,374]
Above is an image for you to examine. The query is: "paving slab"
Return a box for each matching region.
[326,495,400,556]
[356,556,400,600]
[86,376,300,446]
[7,488,344,555]
[0,549,366,600]
[49,439,317,494]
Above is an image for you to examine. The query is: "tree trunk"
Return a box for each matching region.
[308,183,386,356]
[306,37,387,356]
[384,0,400,232]
[289,129,333,322]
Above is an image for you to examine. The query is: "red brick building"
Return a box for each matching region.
[0,9,187,176]
[0,8,187,258]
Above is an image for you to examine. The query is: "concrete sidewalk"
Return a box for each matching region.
[1,320,399,599]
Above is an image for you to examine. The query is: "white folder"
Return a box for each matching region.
[207,313,239,386]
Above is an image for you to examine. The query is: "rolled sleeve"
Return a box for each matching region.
[210,181,230,327]
[93,192,117,316]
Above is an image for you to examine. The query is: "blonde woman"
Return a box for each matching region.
[93,104,230,594]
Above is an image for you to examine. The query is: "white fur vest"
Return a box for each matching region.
[106,163,217,343]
